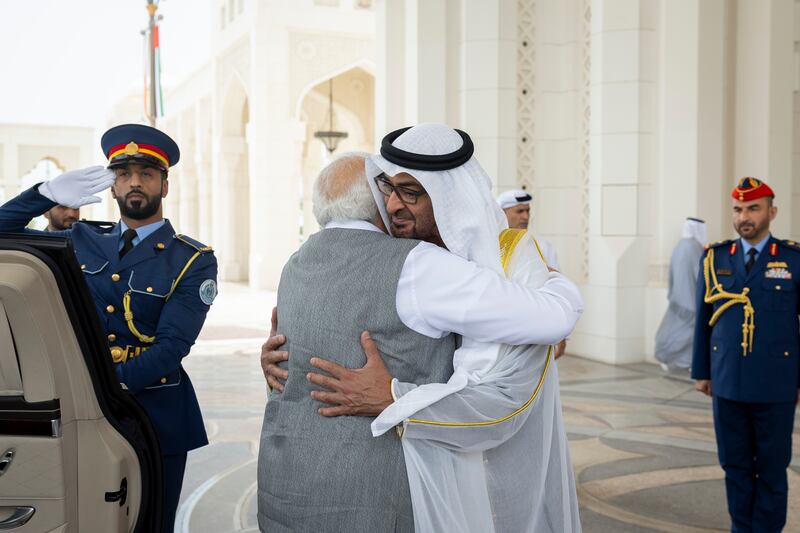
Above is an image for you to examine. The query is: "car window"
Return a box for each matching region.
[0,300,23,395]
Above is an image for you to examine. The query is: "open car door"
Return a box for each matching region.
[0,235,161,532]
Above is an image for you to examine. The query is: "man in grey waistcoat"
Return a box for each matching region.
[257,146,583,532]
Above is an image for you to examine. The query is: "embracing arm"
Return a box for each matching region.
[388,348,550,451]
[397,242,583,345]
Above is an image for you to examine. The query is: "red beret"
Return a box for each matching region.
[731,177,774,202]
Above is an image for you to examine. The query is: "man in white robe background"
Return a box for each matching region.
[496,188,559,269]
[655,217,707,371]
[496,188,568,360]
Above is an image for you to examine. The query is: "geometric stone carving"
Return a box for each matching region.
[579,0,592,282]
[517,0,535,192]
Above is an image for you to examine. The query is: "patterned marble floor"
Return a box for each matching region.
[174,283,800,532]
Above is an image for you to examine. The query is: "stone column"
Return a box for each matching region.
[247,4,305,290]
[174,111,198,237]
[179,146,199,238]
[525,0,584,279]
[569,0,657,364]
[403,0,447,124]
[462,0,517,188]
[167,118,182,228]
[166,167,181,229]
[659,0,727,247]
[733,0,794,236]
[213,135,248,281]
[195,100,214,246]
[644,0,728,357]
[375,0,407,138]
[376,0,472,130]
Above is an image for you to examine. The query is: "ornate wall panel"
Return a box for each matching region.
[517,0,535,192]
[579,0,591,282]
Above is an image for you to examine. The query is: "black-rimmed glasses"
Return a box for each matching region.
[374,175,427,205]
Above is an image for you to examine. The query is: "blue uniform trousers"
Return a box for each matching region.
[161,453,187,533]
[713,396,796,533]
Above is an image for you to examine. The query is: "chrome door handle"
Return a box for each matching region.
[0,449,14,478]
[0,506,35,529]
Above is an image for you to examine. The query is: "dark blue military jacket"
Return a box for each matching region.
[692,236,800,403]
[0,186,216,454]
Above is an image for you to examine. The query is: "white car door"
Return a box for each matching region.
[0,237,161,532]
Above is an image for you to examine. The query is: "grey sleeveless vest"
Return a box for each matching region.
[257,228,455,533]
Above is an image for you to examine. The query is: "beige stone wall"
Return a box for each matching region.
[95,0,800,364]
[376,0,800,364]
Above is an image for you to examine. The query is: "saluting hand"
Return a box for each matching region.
[38,165,116,209]
[307,331,394,417]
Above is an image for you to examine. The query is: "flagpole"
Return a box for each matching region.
[146,0,158,126]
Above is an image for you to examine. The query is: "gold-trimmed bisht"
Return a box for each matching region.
[406,229,552,428]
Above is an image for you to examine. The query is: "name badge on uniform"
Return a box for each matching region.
[716,268,733,276]
[765,267,792,279]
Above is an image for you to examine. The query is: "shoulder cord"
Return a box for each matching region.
[703,248,755,355]
[122,251,203,344]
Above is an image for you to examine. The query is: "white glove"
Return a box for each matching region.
[38,165,116,208]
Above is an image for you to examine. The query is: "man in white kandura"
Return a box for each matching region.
[496,188,559,269]
[655,217,706,371]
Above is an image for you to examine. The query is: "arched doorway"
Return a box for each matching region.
[296,66,375,239]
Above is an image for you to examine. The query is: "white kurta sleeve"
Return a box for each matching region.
[396,242,583,345]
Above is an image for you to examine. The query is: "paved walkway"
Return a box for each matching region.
[174,283,800,532]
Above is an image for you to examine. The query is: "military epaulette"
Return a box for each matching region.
[777,239,800,252]
[704,239,733,251]
[174,234,213,253]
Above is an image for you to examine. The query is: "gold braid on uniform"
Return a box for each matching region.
[703,248,755,356]
[122,247,205,345]
[123,290,156,344]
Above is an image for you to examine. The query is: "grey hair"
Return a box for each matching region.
[312,152,378,226]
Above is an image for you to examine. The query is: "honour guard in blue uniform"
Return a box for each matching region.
[0,124,217,532]
[692,177,799,533]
